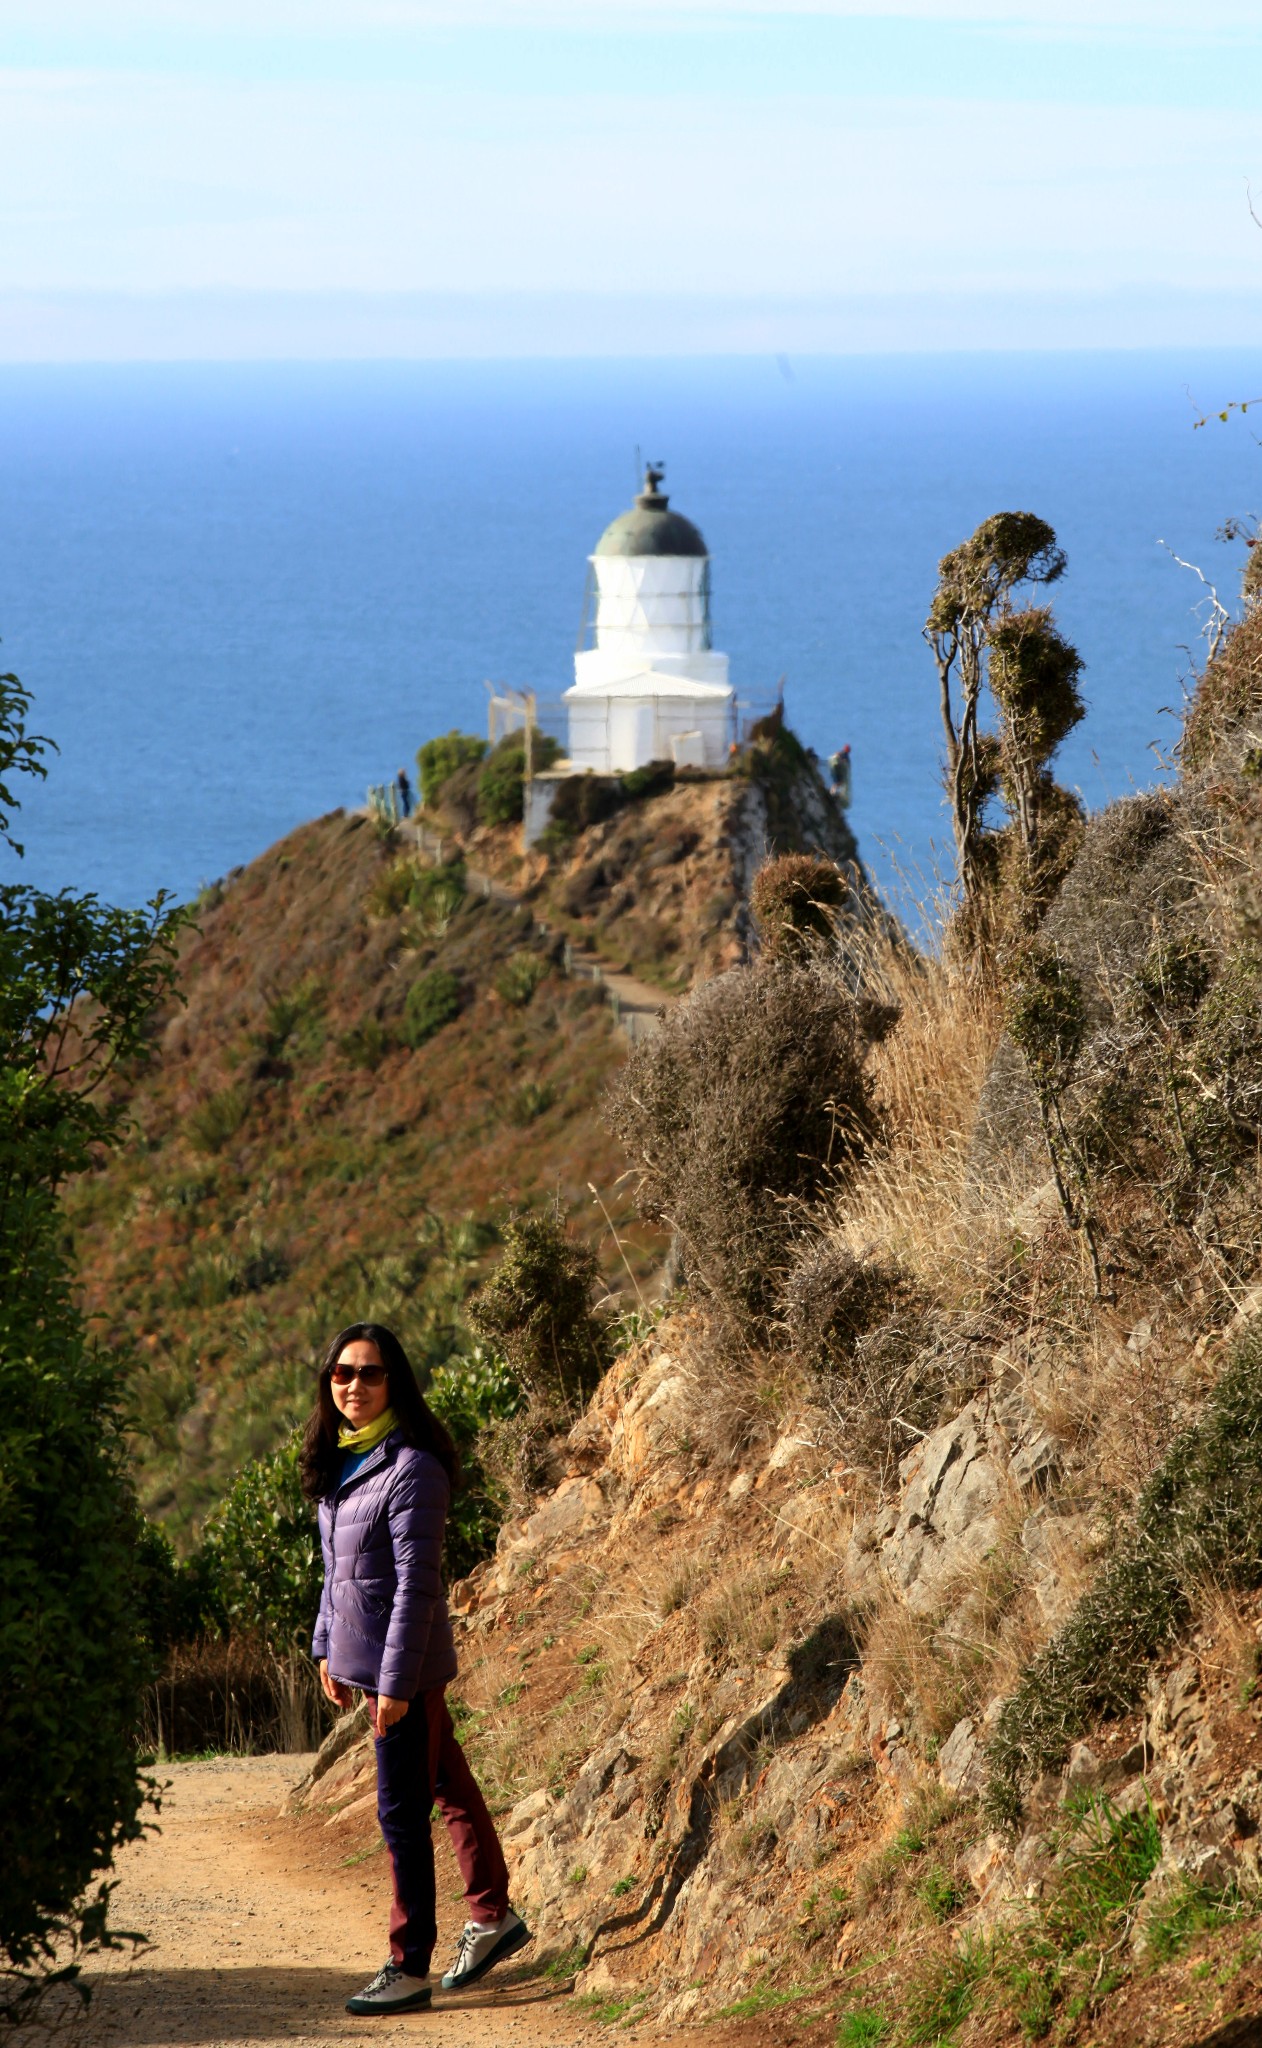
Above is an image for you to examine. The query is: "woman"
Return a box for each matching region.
[302,1321,530,2016]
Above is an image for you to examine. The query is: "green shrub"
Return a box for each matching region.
[408,861,466,929]
[186,1084,250,1154]
[468,1207,608,1402]
[476,734,562,828]
[987,1321,1262,1821]
[0,672,188,1993]
[338,1018,391,1070]
[495,949,549,1007]
[253,980,324,1061]
[177,1237,289,1309]
[427,1348,523,1579]
[199,1433,322,1653]
[401,968,460,1048]
[418,730,487,808]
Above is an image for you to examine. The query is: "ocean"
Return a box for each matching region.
[1,352,1257,918]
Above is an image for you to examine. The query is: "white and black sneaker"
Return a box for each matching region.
[440,1909,532,1991]
[345,1962,433,2015]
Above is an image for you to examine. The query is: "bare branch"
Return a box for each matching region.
[1157,540,1231,665]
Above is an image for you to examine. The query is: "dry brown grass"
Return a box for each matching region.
[819,910,1011,1300]
[860,1494,1045,1742]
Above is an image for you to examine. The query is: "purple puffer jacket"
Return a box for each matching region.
[312,1431,457,1700]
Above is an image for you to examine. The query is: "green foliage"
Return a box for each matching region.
[836,2011,888,2046]
[468,1206,608,1402]
[0,672,188,1984]
[417,730,487,809]
[401,967,461,1048]
[987,1323,1262,1817]
[199,1433,321,1652]
[476,733,562,828]
[407,861,466,931]
[426,1348,523,1580]
[1141,1877,1247,1965]
[951,1794,1163,2039]
[494,949,549,1007]
[1004,946,1086,1084]
[338,1017,390,1070]
[507,1079,555,1125]
[900,1934,991,2043]
[186,1084,250,1154]
[917,1865,966,1923]
[367,855,465,929]
[619,758,675,801]
[253,979,324,1061]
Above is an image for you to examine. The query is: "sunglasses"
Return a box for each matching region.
[330,1363,388,1387]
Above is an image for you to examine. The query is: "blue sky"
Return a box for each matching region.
[1,1,1259,356]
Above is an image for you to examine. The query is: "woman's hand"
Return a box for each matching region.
[373,1693,409,1736]
[319,1659,354,1710]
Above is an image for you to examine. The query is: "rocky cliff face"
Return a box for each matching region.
[301,1308,1262,2043]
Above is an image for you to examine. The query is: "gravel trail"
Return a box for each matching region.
[66,1758,656,2048]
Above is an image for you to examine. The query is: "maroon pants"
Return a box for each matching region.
[370,1687,510,1978]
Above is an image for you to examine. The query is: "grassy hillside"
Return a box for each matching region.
[67,806,664,1539]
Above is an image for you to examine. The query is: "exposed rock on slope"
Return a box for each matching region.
[436,728,862,992]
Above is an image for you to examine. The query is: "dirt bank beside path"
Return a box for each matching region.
[67,1760,776,2048]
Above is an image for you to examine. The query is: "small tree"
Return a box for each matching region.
[467,1208,607,1403]
[0,673,188,2007]
[926,513,1084,954]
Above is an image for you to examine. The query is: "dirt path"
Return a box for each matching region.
[70,1758,603,2048]
[67,1761,762,2048]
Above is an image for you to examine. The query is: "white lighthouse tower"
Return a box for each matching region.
[563,466,735,773]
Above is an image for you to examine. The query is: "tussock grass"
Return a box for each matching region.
[816,910,1010,1301]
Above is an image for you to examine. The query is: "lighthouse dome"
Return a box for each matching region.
[593,465,707,558]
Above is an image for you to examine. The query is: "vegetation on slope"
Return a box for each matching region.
[65,807,664,1543]
[424,718,861,994]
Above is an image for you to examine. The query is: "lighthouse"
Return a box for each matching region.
[563,466,735,773]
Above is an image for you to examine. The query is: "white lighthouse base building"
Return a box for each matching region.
[562,467,734,774]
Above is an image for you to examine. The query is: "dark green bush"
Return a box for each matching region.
[199,1434,322,1652]
[338,1017,391,1070]
[476,734,562,828]
[0,673,188,1990]
[468,1208,608,1402]
[417,730,487,808]
[401,968,461,1048]
[427,1348,523,1578]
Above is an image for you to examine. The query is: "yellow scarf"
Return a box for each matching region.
[337,1407,397,1454]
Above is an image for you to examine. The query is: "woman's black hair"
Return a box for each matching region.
[299,1321,462,1502]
